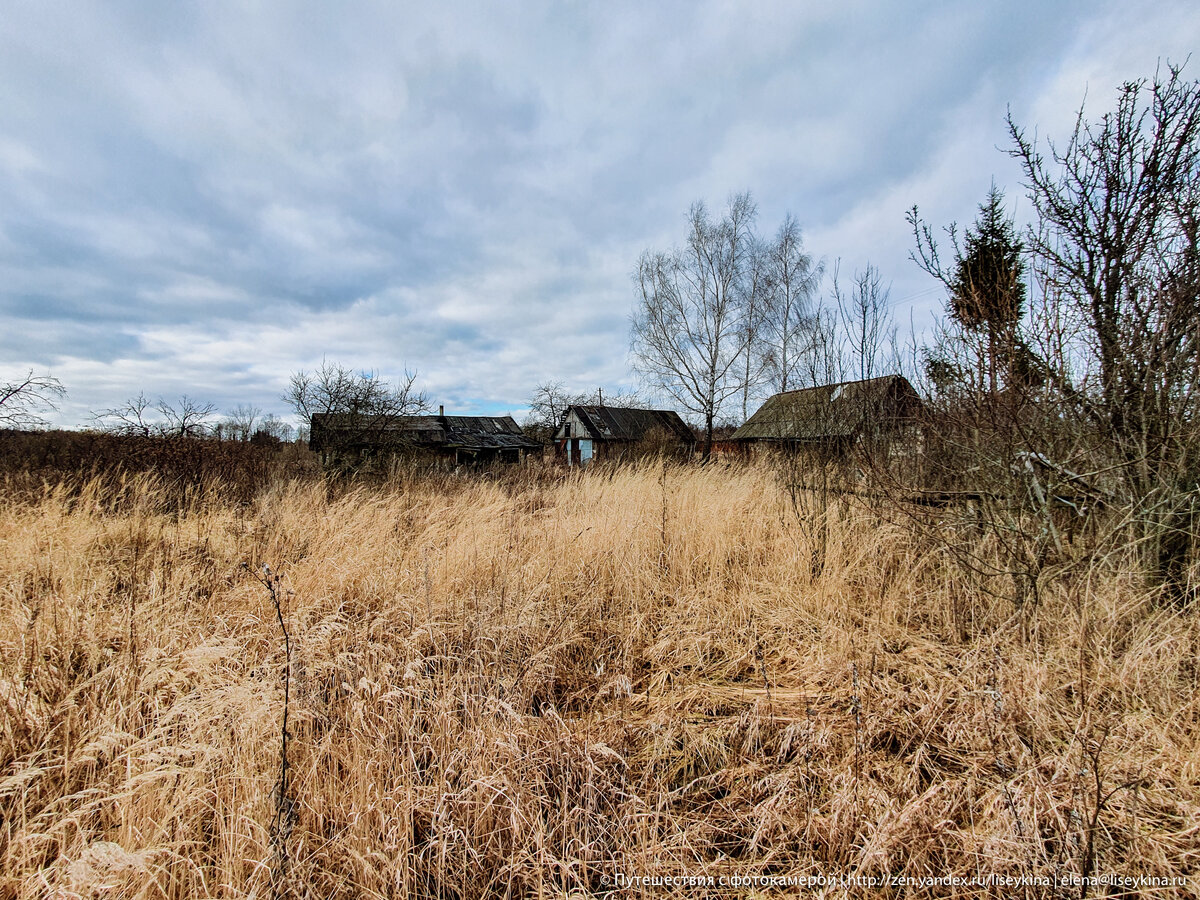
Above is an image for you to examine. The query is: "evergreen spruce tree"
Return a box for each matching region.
[949,186,1027,394]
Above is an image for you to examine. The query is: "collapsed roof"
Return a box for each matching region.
[310,413,540,454]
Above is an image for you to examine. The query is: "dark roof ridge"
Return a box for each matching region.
[770,373,906,397]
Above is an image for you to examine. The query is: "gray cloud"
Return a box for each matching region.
[1,0,1197,426]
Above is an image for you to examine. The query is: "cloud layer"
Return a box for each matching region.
[1,0,1197,425]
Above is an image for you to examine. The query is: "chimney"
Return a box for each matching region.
[439,405,444,416]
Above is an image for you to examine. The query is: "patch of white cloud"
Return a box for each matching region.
[0,138,44,176]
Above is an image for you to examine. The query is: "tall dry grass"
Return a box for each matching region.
[1,463,1197,898]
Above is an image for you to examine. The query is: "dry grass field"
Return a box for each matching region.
[1,462,1198,898]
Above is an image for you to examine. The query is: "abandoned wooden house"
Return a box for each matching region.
[309,408,540,469]
[553,405,695,465]
[731,375,923,456]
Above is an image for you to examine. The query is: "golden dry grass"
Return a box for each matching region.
[1,463,1198,898]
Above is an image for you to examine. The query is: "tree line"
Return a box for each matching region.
[0,376,298,443]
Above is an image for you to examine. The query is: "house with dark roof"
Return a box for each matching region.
[731,375,923,454]
[310,407,540,469]
[553,405,695,466]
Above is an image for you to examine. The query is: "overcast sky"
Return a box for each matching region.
[2,1,1198,427]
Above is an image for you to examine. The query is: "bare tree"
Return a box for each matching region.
[284,360,428,428]
[157,396,217,438]
[632,193,758,455]
[762,215,823,393]
[284,360,428,468]
[833,260,896,383]
[93,393,216,437]
[0,370,66,429]
[737,235,776,421]
[220,404,262,441]
[1006,62,1200,594]
[801,305,845,389]
[523,381,573,439]
[582,385,648,408]
[92,392,156,436]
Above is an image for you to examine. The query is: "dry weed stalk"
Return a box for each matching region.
[249,562,296,899]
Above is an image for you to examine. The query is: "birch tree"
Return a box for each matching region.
[632,193,757,455]
[762,214,822,393]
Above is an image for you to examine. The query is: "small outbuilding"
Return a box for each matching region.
[732,375,923,455]
[553,405,695,466]
[310,410,540,469]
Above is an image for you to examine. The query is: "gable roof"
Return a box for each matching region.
[555,406,695,443]
[310,413,539,453]
[731,375,922,441]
